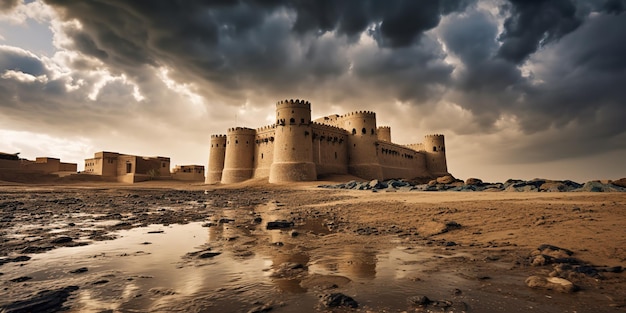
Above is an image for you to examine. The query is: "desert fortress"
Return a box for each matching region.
[207,99,448,184]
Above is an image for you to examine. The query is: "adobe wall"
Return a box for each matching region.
[135,157,168,177]
[377,141,428,179]
[0,159,20,169]
[222,127,256,184]
[311,123,349,176]
[253,126,275,178]
[269,99,317,183]
[172,165,205,181]
[116,155,136,177]
[207,135,226,183]
[59,162,77,172]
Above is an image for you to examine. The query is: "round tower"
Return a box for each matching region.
[206,134,226,184]
[423,134,448,177]
[377,126,391,142]
[342,111,383,180]
[269,99,317,183]
[221,127,256,184]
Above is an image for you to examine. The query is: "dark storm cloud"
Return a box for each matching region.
[0,0,19,12]
[42,0,470,100]
[497,0,582,64]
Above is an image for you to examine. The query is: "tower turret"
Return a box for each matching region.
[342,111,383,180]
[269,99,317,183]
[221,127,256,184]
[423,134,448,177]
[206,134,226,184]
[377,126,391,142]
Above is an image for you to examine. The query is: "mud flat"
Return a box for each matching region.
[0,180,625,312]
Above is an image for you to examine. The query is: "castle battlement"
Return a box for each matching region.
[311,122,348,133]
[227,127,256,134]
[207,99,449,184]
[340,110,376,118]
[256,124,276,132]
[276,99,311,107]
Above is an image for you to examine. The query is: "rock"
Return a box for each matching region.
[147,230,164,234]
[611,178,626,188]
[51,236,73,244]
[0,255,31,266]
[0,286,79,312]
[407,295,431,306]
[525,276,578,293]
[321,293,358,308]
[436,175,455,184]
[69,267,88,274]
[271,262,307,278]
[149,287,176,296]
[465,177,483,185]
[93,279,109,285]
[218,218,235,224]
[9,276,32,282]
[266,220,293,230]
[199,252,221,259]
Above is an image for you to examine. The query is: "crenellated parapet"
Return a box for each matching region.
[256,124,276,132]
[276,99,311,108]
[211,134,227,139]
[227,127,256,135]
[340,110,376,118]
[424,134,445,138]
[311,122,349,134]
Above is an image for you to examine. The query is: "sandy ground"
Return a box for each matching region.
[0,178,625,312]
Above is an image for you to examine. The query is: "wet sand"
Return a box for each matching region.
[0,179,625,312]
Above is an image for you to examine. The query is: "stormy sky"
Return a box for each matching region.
[1,0,625,182]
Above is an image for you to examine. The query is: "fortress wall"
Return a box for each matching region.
[313,114,342,128]
[377,126,391,142]
[377,141,428,179]
[311,123,349,175]
[269,99,317,182]
[341,111,383,180]
[404,143,424,152]
[0,159,20,169]
[222,127,256,184]
[253,126,276,178]
[59,162,77,172]
[423,134,448,177]
[207,135,227,183]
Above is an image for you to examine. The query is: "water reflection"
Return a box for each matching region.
[1,202,482,312]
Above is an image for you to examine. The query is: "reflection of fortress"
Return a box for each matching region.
[207,99,448,184]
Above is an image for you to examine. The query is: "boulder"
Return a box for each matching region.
[611,178,626,188]
[266,220,294,230]
[525,276,577,293]
[436,175,455,184]
[465,178,483,185]
[321,293,358,308]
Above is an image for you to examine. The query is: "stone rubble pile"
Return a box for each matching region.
[319,175,626,192]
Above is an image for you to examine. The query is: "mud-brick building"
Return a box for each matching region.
[0,152,76,174]
[21,157,77,174]
[207,99,449,184]
[84,151,170,183]
[171,165,205,181]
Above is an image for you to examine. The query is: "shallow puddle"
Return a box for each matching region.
[1,221,608,312]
